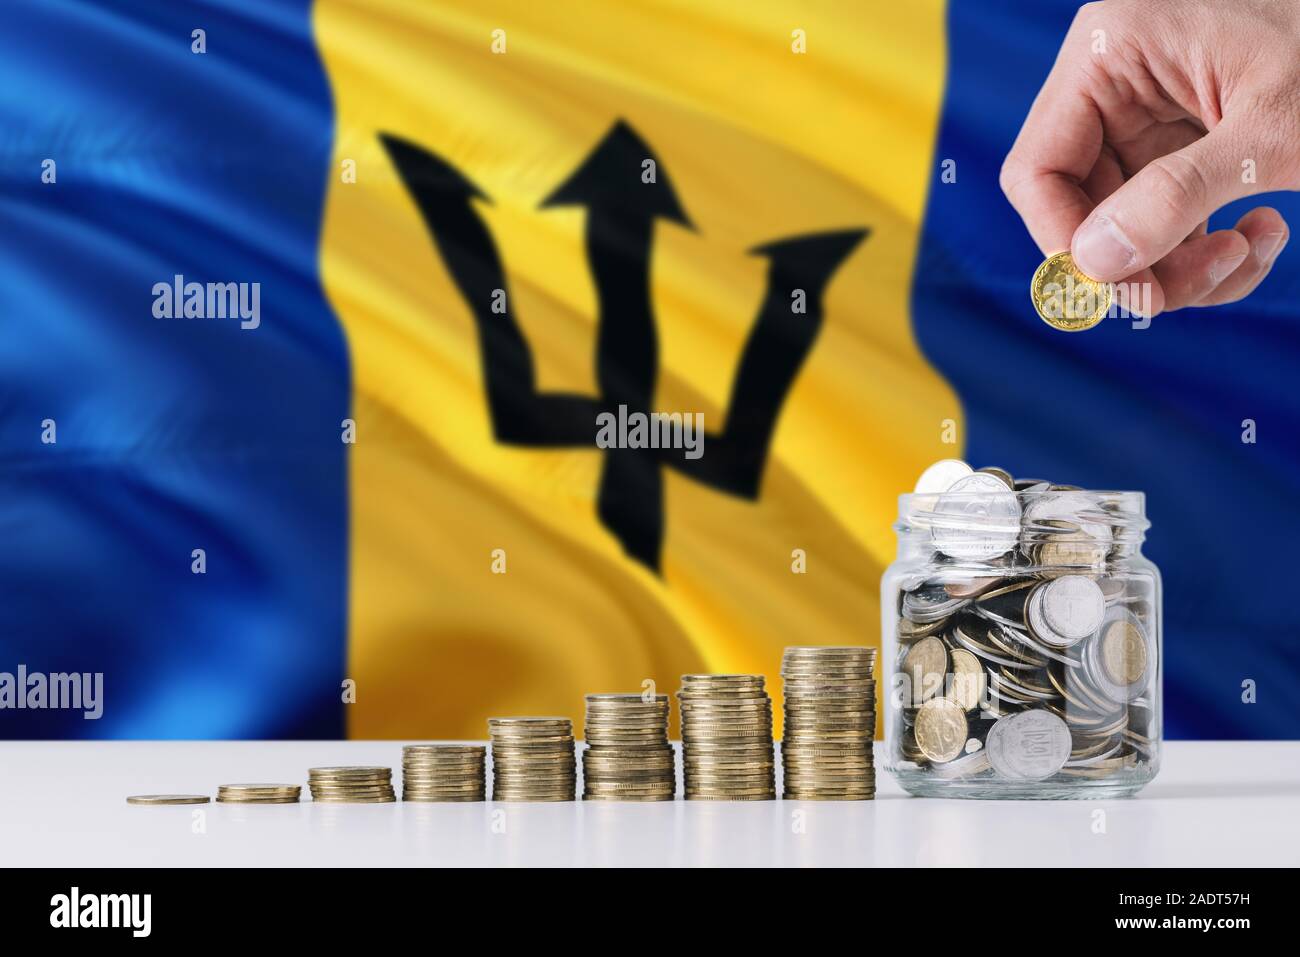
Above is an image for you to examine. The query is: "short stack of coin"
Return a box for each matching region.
[402,745,486,802]
[489,717,576,801]
[307,766,395,803]
[780,647,877,800]
[581,694,676,801]
[678,675,775,800]
[216,783,301,804]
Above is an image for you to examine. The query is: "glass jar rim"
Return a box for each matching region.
[898,489,1145,501]
[895,488,1149,544]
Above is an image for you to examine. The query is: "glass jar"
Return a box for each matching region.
[881,480,1161,799]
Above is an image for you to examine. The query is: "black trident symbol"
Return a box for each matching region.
[381,120,866,572]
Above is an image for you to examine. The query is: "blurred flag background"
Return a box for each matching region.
[1,0,1296,740]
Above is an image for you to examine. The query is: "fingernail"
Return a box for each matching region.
[1073,216,1138,279]
[1256,231,1287,264]
[1210,254,1248,284]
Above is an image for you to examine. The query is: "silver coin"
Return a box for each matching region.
[1013,614,1084,667]
[901,585,967,623]
[1098,578,1127,604]
[931,473,1022,561]
[914,458,974,494]
[1023,491,1112,554]
[1026,585,1074,650]
[1040,575,1105,642]
[985,709,1072,781]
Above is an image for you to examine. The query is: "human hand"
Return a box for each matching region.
[1000,0,1299,316]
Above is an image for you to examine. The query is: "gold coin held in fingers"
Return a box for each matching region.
[1031,251,1111,331]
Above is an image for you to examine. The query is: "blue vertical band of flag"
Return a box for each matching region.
[911,0,1300,738]
[0,0,350,737]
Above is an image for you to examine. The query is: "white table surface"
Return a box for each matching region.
[2,741,1296,867]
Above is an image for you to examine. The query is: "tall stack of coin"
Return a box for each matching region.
[307,766,395,803]
[216,783,301,804]
[402,745,486,802]
[678,675,775,800]
[780,647,877,800]
[489,717,576,801]
[581,694,675,801]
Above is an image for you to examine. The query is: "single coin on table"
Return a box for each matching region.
[126,794,210,805]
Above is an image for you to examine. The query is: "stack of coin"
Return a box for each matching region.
[489,717,576,801]
[678,675,775,800]
[402,745,486,802]
[216,784,301,804]
[581,694,675,801]
[780,647,877,800]
[307,766,395,803]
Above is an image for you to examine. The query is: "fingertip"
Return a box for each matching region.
[1233,206,1289,267]
[1234,206,1286,232]
[1212,230,1252,278]
[1150,231,1247,312]
[1189,223,1285,308]
[1071,214,1139,282]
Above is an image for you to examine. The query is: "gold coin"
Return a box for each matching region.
[914,697,969,763]
[1101,619,1148,685]
[1030,251,1111,331]
[947,649,987,711]
[215,797,300,804]
[902,636,948,704]
[126,794,210,805]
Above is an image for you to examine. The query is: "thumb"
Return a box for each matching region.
[1071,121,1254,280]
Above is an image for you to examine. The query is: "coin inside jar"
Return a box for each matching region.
[1039,575,1106,642]
[1100,618,1148,686]
[947,648,986,711]
[914,458,974,494]
[914,697,968,763]
[931,473,1022,561]
[986,709,1072,781]
[901,636,948,704]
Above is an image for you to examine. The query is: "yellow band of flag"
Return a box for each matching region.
[314,0,958,739]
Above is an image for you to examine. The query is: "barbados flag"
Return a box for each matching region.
[1,0,1296,740]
